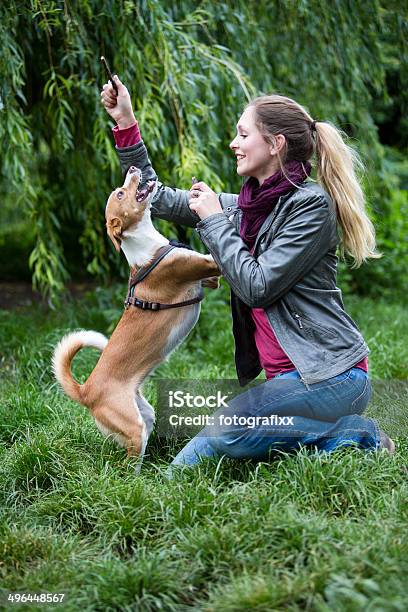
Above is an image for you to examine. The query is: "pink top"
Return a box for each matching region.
[112,122,368,380]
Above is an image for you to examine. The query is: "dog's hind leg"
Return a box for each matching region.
[135,390,155,437]
[130,391,155,474]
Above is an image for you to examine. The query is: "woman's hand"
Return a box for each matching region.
[189,181,223,220]
[100,75,136,129]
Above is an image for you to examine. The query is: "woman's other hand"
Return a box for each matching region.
[100,75,136,129]
[189,181,223,220]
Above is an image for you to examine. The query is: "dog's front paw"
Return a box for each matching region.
[201,276,220,290]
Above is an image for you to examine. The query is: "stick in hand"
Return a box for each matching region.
[191,176,201,198]
[100,56,118,96]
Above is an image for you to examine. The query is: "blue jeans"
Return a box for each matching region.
[170,367,379,467]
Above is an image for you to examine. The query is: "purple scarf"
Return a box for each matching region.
[238,160,311,249]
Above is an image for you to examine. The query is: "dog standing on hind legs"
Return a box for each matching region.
[52,166,220,465]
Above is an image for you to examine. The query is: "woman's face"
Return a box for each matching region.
[229,106,281,184]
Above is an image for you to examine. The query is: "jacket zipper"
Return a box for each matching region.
[293,313,303,329]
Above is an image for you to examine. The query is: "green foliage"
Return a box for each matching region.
[337,149,408,300]
[0,0,407,303]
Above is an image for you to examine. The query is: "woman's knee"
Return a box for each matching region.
[209,433,248,459]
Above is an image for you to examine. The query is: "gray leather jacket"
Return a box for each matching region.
[116,141,369,386]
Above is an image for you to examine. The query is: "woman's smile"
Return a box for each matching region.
[229,106,280,184]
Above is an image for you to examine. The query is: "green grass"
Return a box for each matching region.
[0,283,407,611]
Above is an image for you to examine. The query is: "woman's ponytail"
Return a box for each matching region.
[312,121,381,267]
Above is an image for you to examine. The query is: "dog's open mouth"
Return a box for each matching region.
[136,180,156,202]
[126,167,156,203]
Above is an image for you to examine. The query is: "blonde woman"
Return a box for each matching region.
[101,77,395,468]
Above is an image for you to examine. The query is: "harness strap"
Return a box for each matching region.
[130,244,176,286]
[125,241,204,311]
[125,291,204,311]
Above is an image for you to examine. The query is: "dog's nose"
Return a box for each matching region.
[128,166,139,174]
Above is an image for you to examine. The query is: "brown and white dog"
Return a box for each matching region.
[52,167,220,462]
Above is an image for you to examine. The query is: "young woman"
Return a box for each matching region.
[101,76,395,468]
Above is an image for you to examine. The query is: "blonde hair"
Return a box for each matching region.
[247,95,382,267]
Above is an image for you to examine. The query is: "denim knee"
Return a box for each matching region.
[209,433,245,459]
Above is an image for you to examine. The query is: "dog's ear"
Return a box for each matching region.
[107,217,123,252]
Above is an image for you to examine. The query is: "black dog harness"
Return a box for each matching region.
[124,240,204,311]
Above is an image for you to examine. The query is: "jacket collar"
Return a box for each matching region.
[251,181,313,253]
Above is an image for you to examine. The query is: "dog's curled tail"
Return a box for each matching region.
[52,330,108,403]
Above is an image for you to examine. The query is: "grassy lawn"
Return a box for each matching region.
[0,282,407,611]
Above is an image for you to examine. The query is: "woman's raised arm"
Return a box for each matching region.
[100,76,238,228]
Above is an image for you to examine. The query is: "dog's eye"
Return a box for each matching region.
[117,191,124,200]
